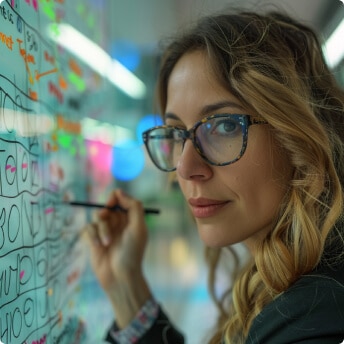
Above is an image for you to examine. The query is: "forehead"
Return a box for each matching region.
[167,50,215,91]
[165,51,246,123]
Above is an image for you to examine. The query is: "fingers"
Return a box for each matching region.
[84,189,148,292]
[115,189,146,234]
[85,189,146,248]
[88,209,123,246]
[97,217,111,246]
[100,189,146,235]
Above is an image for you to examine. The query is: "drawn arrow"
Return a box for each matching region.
[35,67,58,80]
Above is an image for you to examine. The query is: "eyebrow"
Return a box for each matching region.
[165,101,246,121]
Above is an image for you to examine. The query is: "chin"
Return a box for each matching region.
[198,227,242,248]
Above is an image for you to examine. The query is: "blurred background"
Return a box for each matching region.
[70,1,344,343]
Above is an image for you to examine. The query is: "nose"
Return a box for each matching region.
[176,140,213,181]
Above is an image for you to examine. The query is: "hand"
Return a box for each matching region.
[84,189,151,327]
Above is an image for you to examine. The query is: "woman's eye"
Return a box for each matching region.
[212,120,240,136]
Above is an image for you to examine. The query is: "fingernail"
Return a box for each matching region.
[101,235,111,246]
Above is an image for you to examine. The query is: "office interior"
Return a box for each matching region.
[59,1,344,343]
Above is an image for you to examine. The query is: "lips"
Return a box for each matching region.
[188,198,230,218]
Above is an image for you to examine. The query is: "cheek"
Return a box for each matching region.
[241,178,286,219]
[241,132,290,212]
[228,154,290,225]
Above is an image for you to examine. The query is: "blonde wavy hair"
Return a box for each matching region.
[156,10,344,344]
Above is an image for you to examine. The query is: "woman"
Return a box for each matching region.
[85,10,344,344]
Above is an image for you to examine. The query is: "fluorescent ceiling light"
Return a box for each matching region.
[323,18,344,69]
[48,23,146,99]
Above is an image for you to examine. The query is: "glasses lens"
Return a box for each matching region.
[196,116,245,165]
[145,127,183,171]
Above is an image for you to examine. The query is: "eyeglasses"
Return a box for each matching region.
[142,114,267,172]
